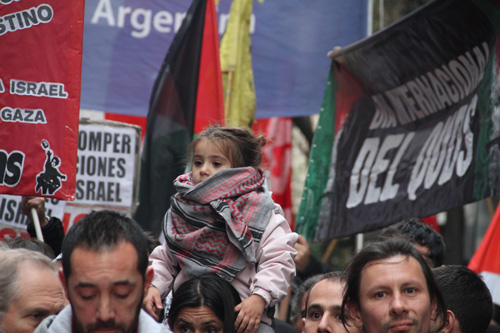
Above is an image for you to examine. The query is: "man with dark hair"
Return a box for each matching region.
[432,265,492,333]
[0,248,65,333]
[290,274,325,331]
[35,210,168,333]
[302,271,360,333]
[342,238,447,333]
[379,218,445,267]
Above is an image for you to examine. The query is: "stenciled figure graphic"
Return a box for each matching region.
[35,140,67,195]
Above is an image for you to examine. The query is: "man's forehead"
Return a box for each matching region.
[360,255,428,290]
[69,242,141,279]
[363,254,411,269]
[360,255,428,288]
[70,242,138,261]
[309,279,344,303]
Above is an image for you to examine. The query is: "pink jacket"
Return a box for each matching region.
[150,212,298,324]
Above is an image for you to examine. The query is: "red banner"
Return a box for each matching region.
[0,0,84,200]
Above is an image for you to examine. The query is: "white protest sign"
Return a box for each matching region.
[0,194,66,239]
[75,121,140,208]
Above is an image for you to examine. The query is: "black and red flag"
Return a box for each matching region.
[134,0,224,236]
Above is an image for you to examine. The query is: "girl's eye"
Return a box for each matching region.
[213,162,222,167]
[194,161,203,167]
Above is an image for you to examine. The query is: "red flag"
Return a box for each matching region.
[468,204,500,305]
[254,118,294,228]
[194,0,224,133]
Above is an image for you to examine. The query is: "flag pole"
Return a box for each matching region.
[355,0,374,252]
[31,207,44,242]
[224,71,233,116]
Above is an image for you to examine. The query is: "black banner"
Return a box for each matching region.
[314,0,500,239]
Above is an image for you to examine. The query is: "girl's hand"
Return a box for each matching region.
[234,294,266,333]
[143,285,163,321]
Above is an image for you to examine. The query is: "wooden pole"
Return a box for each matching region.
[322,238,338,263]
[486,197,495,219]
[224,71,233,119]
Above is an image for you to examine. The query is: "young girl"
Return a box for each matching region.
[143,126,297,333]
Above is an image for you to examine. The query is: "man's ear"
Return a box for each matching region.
[441,310,456,333]
[301,317,306,333]
[347,301,363,329]
[59,267,68,295]
[144,266,154,290]
[430,296,438,320]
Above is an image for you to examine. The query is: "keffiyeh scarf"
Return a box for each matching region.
[164,167,275,281]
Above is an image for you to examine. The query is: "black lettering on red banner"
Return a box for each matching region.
[0,150,24,187]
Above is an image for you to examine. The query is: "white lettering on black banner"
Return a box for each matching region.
[347,133,415,208]
[408,94,477,200]
[370,43,488,129]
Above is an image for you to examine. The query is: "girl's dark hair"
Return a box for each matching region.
[189,125,266,168]
[168,274,241,332]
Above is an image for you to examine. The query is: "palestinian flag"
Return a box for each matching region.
[296,0,500,241]
[134,0,224,236]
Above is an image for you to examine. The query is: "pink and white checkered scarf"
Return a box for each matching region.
[164,167,275,281]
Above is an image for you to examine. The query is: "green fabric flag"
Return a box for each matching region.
[295,67,337,241]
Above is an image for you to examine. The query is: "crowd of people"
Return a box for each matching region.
[0,126,498,333]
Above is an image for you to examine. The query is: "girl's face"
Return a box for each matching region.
[192,139,232,184]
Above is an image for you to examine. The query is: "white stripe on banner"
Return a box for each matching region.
[480,271,500,305]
